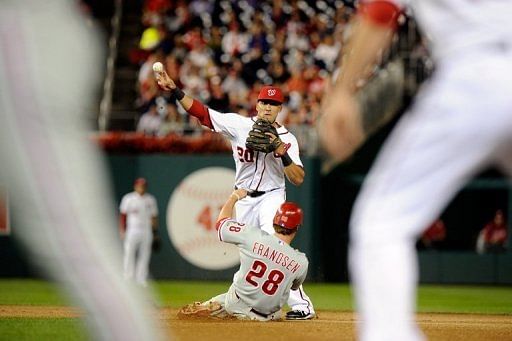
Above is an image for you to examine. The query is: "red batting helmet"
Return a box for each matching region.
[273,202,303,230]
[258,86,284,104]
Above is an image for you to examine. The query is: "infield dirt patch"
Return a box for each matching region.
[1,306,511,340]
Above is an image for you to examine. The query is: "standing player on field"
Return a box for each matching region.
[119,178,158,286]
[179,188,308,321]
[320,0,512,340]
[156,70,315,319]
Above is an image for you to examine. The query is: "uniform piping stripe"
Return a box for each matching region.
[248,151,260,189]
[255,153,268,191]
[298,287,312,314]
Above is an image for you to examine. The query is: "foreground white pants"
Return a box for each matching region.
[350,48,512,341]
[0,1,163,340]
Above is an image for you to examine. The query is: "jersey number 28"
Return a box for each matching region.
[245,260,285,295]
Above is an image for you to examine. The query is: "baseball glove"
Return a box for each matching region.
[177,301,225,319]
[245,119,282,153]
[152,233,161,252]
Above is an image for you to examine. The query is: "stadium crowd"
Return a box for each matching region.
[127,0,431,154]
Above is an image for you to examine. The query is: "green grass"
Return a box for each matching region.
[0,280,511,339]
[0,279,67,306]
[1,279,511,314]
[0,318,87,341]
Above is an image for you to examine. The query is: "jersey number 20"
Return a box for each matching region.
[237,146,255,163]
[245,260,285,295]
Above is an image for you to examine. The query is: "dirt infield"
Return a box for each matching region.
[1,306,511,340]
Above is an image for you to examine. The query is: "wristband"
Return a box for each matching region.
[172,87,185,100]
[281,152,293,167]
[231,193,241,201]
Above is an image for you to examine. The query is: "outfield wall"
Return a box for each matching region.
[1,153,510,284]
[107,154,321,280]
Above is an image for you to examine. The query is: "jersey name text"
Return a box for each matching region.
[252,242,301,274]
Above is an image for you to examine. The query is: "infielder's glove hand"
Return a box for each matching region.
[245,119,282,153]
[152,233,162,252]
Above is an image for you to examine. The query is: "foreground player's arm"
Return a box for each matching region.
[319,0,400,161]
[155,70,213,129]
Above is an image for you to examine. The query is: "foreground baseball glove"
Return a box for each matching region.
[245,119,282,153]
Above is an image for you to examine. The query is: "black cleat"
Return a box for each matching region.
[285,310,316,320]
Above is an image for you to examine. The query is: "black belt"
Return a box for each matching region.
[235,187,279,198]
[250,308,270,318]
[234,291,272,318]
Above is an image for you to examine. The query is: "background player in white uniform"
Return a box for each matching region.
[156,70,315,319]
[319,0,512,340]
[120,178,158,286]
[179,188,308,321]
[0,1,164,340]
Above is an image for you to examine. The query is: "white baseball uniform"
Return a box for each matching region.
[0,1,163,340]
[206,218,308,320]
[350,1,512,340]
[120,191,158,285]
[207,108,314,313]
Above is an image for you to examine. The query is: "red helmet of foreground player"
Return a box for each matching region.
[273,202,303,230]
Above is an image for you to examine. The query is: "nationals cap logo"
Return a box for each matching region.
[257,86,284,103]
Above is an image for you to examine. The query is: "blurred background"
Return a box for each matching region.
[1,0,510,285]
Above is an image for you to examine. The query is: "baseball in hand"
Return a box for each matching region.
[152,62,164,73]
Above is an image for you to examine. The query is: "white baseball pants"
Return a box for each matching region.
[124,229,153,285]
[350,47,512,341]
[208,285,282,321]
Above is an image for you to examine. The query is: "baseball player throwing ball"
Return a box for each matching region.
[320,0,512,340]
[120,178,158,286]
[178,188,309,321]
[156,69,315,319]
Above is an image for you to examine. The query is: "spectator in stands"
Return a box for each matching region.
[222,61,249,109]
[476,210,508,254]
[222,20,249,57]
[314,34,340,71]
[137,101,162,135]
[207,77,230,112]
[158,103,183,136]
[418,219,446,250]
[129,0,431,142]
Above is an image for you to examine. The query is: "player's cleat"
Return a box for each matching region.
[285,310,316,320]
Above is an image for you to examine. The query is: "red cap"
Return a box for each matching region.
[258,86,284,104]
[134,178,147,186]
[273,202,303,230]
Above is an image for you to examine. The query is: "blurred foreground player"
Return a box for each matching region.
[320,0,512,340]
[0,1,164,340]
[179,188,309,321]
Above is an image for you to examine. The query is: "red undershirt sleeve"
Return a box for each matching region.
[187,99,214,129]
